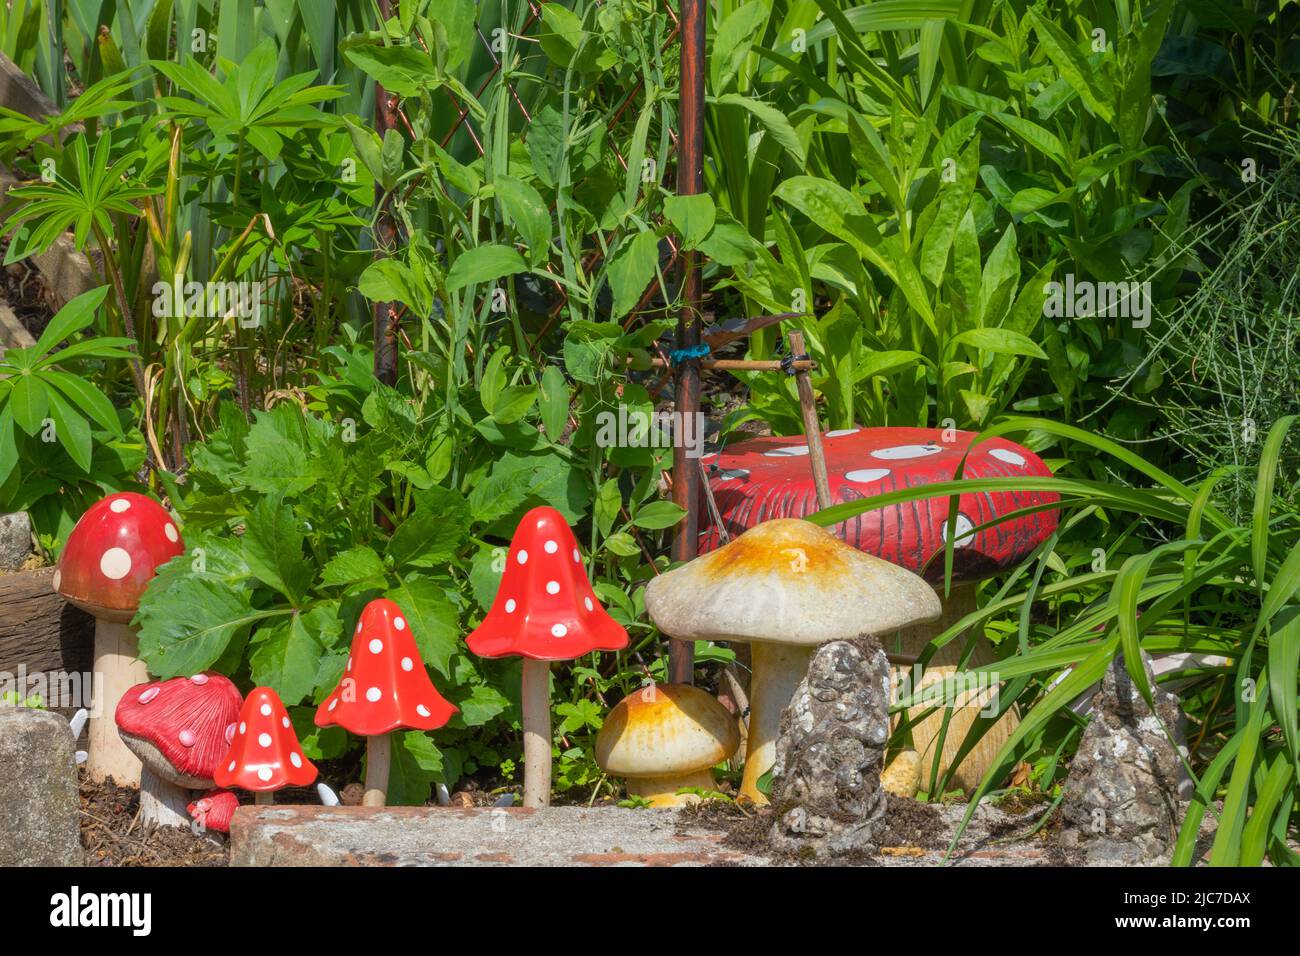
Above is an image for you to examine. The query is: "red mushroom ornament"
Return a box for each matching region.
[467,506,628,807]
[217,687,317,804]
[187,789,239,835]
[57,493,184,786]
[316,599,456,806]
[114,672,242,828]
[699,427,1058,791]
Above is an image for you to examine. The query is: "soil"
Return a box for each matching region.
[0,243,56,341]
[80,773,228,867]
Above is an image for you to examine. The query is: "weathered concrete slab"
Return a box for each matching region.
[0,707,83,866]
[230,805,773,867]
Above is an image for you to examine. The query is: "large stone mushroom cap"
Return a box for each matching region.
[646,518,943,645]
[115,673,243,789]
[55,492,184,622]
[596,683,740,778]
[699,428,1057,582]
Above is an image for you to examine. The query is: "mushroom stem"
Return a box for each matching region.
[255,791,274,806]
[626,769,718,807]
[136,763,191,829]
[520,658,551,808]
[364,734,391,807]
[87,619,150,787]
[739,642,814,803]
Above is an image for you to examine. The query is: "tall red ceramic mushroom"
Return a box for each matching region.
[217,687,317,804]
[114,672,242,828]
[57,492,184,785]
[699,427,1058,790]
[315,599,456,806]
[467,506,628,807]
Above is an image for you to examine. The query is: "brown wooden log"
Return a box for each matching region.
[0,567,95,718]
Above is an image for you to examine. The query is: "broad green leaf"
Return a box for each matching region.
[445,245,527,292]
[385,575,460,677]
[664,193,717,249]
[605,230,661,319]
[32,286,109,356]
[250,608,337,705]
[949,327,1047,360]
[495,175,551,265]
[321,547,386,587]
[242,499,312,604]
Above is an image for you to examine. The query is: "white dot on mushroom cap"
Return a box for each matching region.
[99,548,132,580]
[517,549,528,565]
[225,723,236,744]
[546,581,560,595]
[138,687,160,704]
[259,703,272,717]
[764,445,809,457]
[573,549,580,563]
[826,428,860,437]
[257,767,273,782]
[164,522,179,543]
[109,497,131,513]
[281,716,290,729]
[544,539,558,554]
[505,598,516,613]
[228,761,236,772]
[551,623,567,638]
[355,621,362,634]
[258,733,272,748]
[417,704,431,717]
[990,447,1027,466]
[328,699,338,711]
[401,657,413,672]
[347,657,353,671]
[394,616,406,631]
[190,673,208,685]
[366,687,382,702]
[179,730,196,747]
[584,597,594,612]
[845,468,891,484]
[940,514,976,548]
[717,468,750,481]
[290,752,303,768]
[51,569,60,592]
[870,444,942,460]
[239,722,246,734]
[369,638,384,654]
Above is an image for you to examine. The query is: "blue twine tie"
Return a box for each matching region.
[668,343,711,364]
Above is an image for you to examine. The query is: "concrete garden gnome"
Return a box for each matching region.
[57,492,184,785]
[217,687,317,804]
[114,672,242,828]
[316,598,456,806]
[645,518,941,803]
[468,506,628,807]
[596,683,739,806]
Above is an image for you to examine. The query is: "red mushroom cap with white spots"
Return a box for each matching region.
[55,493,183,622]
[115,673,243,789]
[314,599,457,737]
[216,687,318,792]
[467,506,629,661]
[700,427,1058,584]
[187,789,239,834]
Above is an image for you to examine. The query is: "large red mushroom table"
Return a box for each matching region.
[56,493,184,786]
[698,427,1058,791]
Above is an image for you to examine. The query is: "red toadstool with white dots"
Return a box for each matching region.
[217,687,317,804]
[467,506,628,807]
[698,427,1058,791]
[114,672,242,828]
[315,599,456,807]
[187,789,240,835]
[57,492,184,786]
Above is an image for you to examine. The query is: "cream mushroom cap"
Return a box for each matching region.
[645,518,942,645]
[596,683,740,777]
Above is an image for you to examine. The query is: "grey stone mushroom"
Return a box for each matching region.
[645,518,941,803]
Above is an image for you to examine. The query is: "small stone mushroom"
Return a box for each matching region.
[699,427,1059,791]
[56,492,184,786]
[645,518,941,804]
[217,687,317,804]
[114,672,242,828]
[187,789,240,835]
[595,683,740,807]
[316,599,456,807]
[467,506,629,808]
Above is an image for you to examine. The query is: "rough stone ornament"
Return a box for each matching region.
[57,492,184,786]
[769,638,892,857]
[1059,651,1192,865]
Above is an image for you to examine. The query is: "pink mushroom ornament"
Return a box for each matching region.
[57,493,184,786]
[114,672,242,829]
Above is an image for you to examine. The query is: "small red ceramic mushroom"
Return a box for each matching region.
[217,687,317,804]
[115,672,242,828]
[700,427,1058,790]
[57,492,184,786]
[187,789,240,835]
[467,506,628,807]
[315,599,456,806]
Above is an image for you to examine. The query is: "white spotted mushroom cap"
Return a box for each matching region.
[645,518,942,646]
[56,493,184,622]
[315,598,457,736]
[216,687,317,792]
[115,673,243,788]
